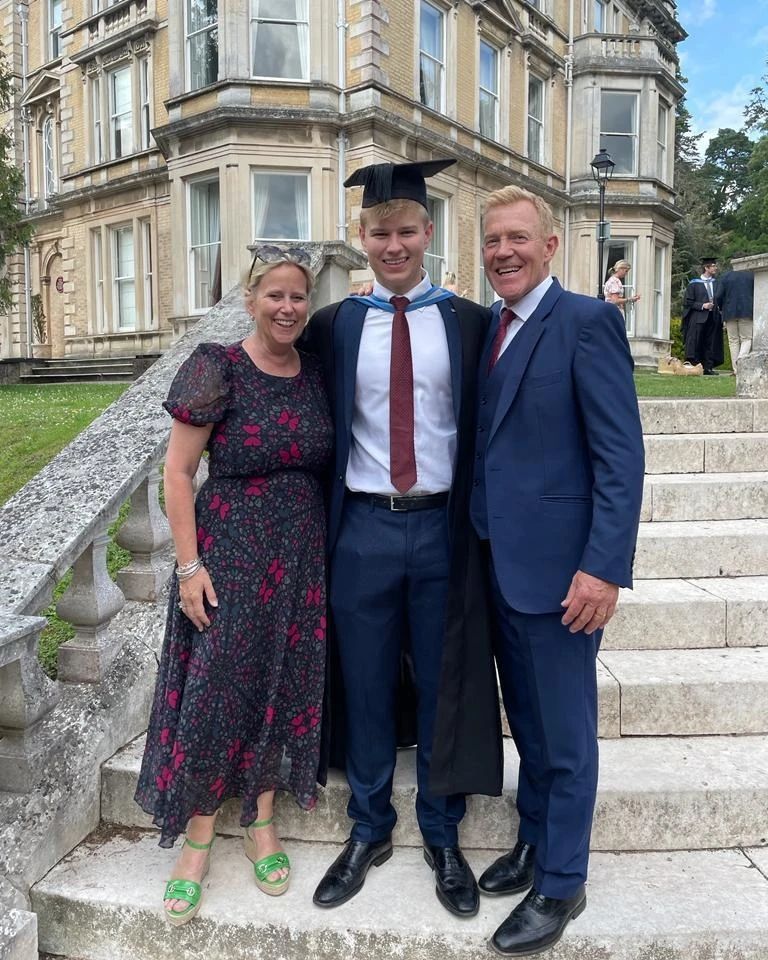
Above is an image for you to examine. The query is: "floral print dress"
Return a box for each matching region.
[135,341,333,847]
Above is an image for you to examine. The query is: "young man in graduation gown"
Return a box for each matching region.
[682,257,723,375]
[303,160,502,916]
[471,185,644,955]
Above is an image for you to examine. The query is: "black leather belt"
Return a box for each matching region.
[347,491,449,512]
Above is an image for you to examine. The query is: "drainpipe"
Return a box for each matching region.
[563,0,574,288]
[18,2,33,357]
[336,0,348,242]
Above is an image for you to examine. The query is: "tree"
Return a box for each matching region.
[744,59,768,133]
[701,128,754,223]
[0,45,32,313]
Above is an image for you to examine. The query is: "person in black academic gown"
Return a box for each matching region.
[682,257,723,374]
[302,160,502,917]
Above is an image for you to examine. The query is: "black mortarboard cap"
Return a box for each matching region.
[344,159,456,209]
[700,256,718,265]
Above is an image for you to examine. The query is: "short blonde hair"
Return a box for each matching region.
[610,260,631,273]
[242,257,315,296]
[483,185,556,239]
[359,198,430,230]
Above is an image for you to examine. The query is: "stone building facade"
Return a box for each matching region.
[0,0,685,365]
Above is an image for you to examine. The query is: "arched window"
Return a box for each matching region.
[43,116,57,198]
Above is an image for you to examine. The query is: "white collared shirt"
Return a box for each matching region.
[346,273,456,495]
[497,276,554,360]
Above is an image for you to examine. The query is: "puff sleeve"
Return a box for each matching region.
[163,342,232,426]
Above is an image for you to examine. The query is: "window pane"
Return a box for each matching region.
[480,91,496,138]
[253,173,309,240]
[190,180,220,245]
[420,55,441,110]
[112,68,131,114]
[528,118,541,163]
[420,2,442,59]
[255,0,302,17]
[252,22,306,78]
[189,179,220,310]
[529,78,543,120]
[601,91,635,133]
[189,29,218,87]
[480,42,497,93]
[188,0,217,35]
[600,134,634,174]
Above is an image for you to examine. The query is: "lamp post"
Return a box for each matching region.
[590,148,615,300]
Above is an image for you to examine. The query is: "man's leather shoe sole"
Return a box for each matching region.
[312,840,393,909]
[480,875,534,896]
[423,847,480,918]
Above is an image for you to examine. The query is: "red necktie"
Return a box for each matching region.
[389,295,417,494]
[488,307,515,372]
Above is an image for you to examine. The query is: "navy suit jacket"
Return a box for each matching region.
[475,279,645,614]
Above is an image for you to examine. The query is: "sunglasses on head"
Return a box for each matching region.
[249,244,311,279]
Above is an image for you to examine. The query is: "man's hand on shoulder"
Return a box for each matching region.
[561,570,619,635]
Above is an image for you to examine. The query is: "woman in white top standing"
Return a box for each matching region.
[603,260,641,312]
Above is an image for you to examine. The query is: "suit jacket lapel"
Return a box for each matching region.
[334,299,367,438]
[438,297,462,423]
[489,279,563,441]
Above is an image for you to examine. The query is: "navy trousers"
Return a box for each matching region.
[489,563,600,899]
[330,498,466,846]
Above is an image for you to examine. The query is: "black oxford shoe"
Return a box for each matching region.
[479,841,536,896]
[423,844,480,917]
[312,837,393,908]
[490,886,587,956]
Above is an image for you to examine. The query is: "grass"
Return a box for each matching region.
[0,383,128,506]
[634,370,737,397]
[0,382,130,677]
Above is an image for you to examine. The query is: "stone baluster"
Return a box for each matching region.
[735,253,768,398]
[55,526,126,684]
[0,611,59,792]
[115,471,173,602]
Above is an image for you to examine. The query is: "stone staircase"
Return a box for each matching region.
[28,398,768,960]
[19,357,145,384]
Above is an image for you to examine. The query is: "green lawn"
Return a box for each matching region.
[0,382,130,677]
[634,370,737,397]
[0,382,127,506]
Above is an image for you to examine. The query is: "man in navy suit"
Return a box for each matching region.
[471,185,644,955]
[305,161,502,916]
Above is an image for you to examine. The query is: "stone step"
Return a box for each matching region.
[641,472,768,522]
[0,909,37,960]
[31,832,768,960]
[634,519,768,579]
[643,432,768,474]
[639,397,768,435]
[18,372,133,384]
[102,734,768,852]
[606,577,768,650]
[599,647,768,735]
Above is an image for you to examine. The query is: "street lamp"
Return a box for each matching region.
[590,148,615,300]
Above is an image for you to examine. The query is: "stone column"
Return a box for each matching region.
[735,252,768,398]
[115,472,173,603]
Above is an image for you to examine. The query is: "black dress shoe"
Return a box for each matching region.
[490,886,587,956]
[423,844,479,917]
[703,369,719,376]
[479,841,535,896]
[312,837,393,908]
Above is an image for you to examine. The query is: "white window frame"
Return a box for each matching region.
[657,100,669,183]
[188,175,221,313]
[92,228,105,333]
[185,0,219,91]
[109,65,134,160]
[424,195,446,283]
[606,238,637,335]
[141,219,154,328]
[600,90,639,177]
[653,243,666,338]
[250,0,309,81]
[478,40,499,140]
[419,0,445,113]
[527,74,545,164]
[42,116,57,199]
[251,169,311,242]
[49,0,63,60]
[112,224,137,332]
[91,79,104,164]
[140,58,151,150]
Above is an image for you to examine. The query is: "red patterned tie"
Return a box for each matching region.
[488,306,515,373]
[389,295,417,494]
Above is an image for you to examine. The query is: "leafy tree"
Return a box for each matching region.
[728,135,768,255]
[0,45,32,313]
[744,59,768,133]
[701,128,754,222]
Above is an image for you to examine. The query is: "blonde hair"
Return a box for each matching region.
[610,260,631,274]
[483,185,556,239]
[242,257,315,296]
[359,198,431,230]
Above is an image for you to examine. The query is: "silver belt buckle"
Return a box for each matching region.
[389,495,407,512]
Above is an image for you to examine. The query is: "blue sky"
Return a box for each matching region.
[676,0,768,153]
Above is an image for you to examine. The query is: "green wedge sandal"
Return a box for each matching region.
[163,834,216,926]
[243,816,291,896]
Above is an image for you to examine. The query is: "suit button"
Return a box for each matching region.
[478,426,485,433]
[473,479,480,486]
[337,475,343,481]
[481,396,487,405]
[476,452,481,460]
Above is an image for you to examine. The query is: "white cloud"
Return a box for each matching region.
[701,0,717,20]
[680,0,717,22]
[693,79,757,153]
[750,25,768,47]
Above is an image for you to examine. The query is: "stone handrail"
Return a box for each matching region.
[0,241,366,795]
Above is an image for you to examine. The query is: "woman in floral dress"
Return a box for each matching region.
[135,249,332,924]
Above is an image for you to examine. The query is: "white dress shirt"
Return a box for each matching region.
[497,276,554,361]
[346,273,456,495]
